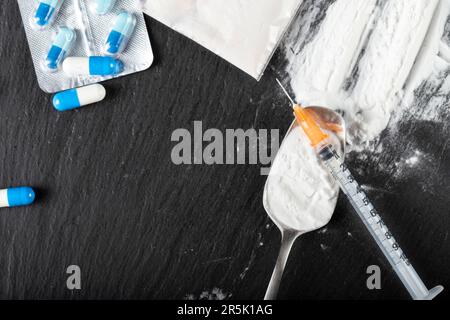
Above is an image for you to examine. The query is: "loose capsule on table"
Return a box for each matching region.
[32,0,64,29]
[91,0,116,15]
[0,187,36,208]
[43,27,76,72]
[63,56,124,76]
[104,11,137,56]
[53,84,106,111]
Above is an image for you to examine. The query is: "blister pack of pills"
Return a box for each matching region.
[17,0,154,93]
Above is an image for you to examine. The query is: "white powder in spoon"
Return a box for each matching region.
[264,125,339,232]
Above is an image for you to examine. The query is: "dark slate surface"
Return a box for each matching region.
[0,2,448,300]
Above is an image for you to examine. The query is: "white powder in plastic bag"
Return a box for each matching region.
[140,0,303,80]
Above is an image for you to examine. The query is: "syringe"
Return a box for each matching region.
[277,80,443,300]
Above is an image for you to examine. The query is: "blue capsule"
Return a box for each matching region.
[63,56,124,76]
[0,187,36,208]
[32,0,64,29]
[104,11,137,56]
[43,27,76,72]
[91,0,116,15]
[53,84,106,111]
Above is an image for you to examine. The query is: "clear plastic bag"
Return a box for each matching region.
[139,0,302,80]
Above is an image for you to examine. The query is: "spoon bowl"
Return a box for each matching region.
[263,106,346,300]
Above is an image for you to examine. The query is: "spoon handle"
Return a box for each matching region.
[264,230,299,300]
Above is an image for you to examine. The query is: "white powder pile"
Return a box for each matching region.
[264,125,339,232]
[287,0,378,96]
[284,0,450,149]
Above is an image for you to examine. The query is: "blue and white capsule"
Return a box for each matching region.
[104,11,137,56]
[0,187,36,208]
[90,0,116,15]
[53,84,106,111]
[32,0,64,29]
[43,27,76,72]
[63,56,124,76]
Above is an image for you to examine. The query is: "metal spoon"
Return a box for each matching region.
[263,106,346,300]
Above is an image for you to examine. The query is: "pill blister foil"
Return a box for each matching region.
[17,0,153,93]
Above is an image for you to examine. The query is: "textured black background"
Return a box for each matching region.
[0,2,448,300]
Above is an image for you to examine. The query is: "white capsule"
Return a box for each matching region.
[53,84,106,111]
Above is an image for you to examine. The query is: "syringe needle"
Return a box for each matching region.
[276,78,295,106]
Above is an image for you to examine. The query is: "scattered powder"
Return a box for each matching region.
[264,125,340,232]
[239,232,263,280]
[283,0,450,149]
[405,156,420,167]
[405,150,423,167]
[199,288,229,300]
[391,150,428,177]
[184,288,230,300]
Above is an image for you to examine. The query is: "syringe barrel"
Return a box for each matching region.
[318,144,442,300]
[354,203,431,300]
[395,262,431,300]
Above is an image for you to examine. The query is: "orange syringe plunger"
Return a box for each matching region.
[293,105,329,147]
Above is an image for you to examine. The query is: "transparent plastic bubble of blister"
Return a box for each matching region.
[17,0,154,93]
[90,0,117,15]
[41,26,77,73]
[31,0,65,30]
[104,11,137,56]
